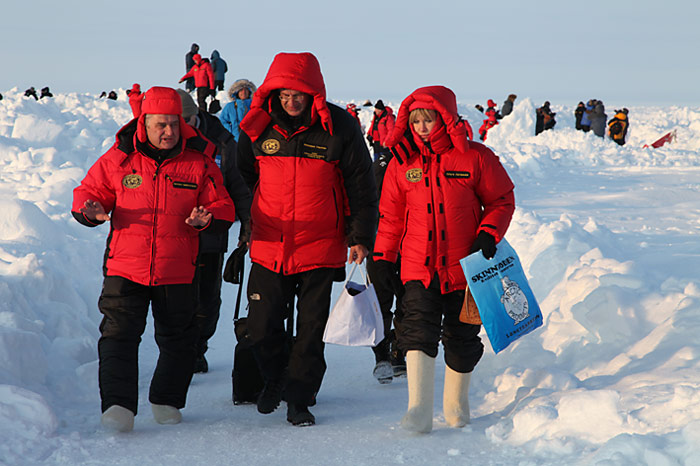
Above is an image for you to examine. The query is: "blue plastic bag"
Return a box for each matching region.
[460,238,542,353]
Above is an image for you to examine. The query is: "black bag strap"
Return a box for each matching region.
[233,264,245,321]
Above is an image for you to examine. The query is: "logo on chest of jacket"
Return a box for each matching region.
[405,168,423,183]
[122,174,143,189]
[261,139,280,154]
[444,170,471,179]
[302,143,327,160]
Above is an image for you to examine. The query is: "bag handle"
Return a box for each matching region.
[344,262,371,286]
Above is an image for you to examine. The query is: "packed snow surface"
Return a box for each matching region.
[2,88,700,465]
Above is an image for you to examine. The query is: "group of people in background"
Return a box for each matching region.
[23,86,53,100]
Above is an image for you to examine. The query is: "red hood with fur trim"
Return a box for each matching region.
[385,86,472,154]
[239,52,333,141]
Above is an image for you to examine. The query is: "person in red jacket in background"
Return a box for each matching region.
[237,52,378,427]
[367,99,396,160]
[127,83,142,118]
[72,86,236,433]
[374,85,515,433]
[478,99,499,141]
[179,53,215,112]
[345,102,362,130]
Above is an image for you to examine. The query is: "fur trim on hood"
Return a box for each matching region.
[228,79,257,100]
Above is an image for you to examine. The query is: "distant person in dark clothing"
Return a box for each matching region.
[107,91,118,100]
[580,100,594,132]
[184,43,200,92]
[0,93,3,101]
[535,101,556,135]
[574,102,585,130]
[474,104,484,113]
[24,87,38,100]
[40,87,53,99]
[176,89,252,374]
[608,108,629,145]
[210,50,228,91]
[589,100,607,138]
[499,94,517,118]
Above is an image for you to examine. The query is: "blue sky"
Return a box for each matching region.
[2,0,698,106]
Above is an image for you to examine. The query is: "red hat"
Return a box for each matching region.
[136,86,194,143]
[192,53,202,63]
[487,99,496,107]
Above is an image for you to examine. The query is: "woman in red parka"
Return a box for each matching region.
[373,86,515,433]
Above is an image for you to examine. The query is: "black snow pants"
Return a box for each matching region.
[246,263,334,406]
[399,273,484,373]
[193,252,224,357]
[97,276,198,414]
[366,254,405,361]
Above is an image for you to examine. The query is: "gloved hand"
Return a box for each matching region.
[223,244,248,284]
[366,135,374,145]
[369,259,403,297]
[470,231,497,259]
[238,219,251,246]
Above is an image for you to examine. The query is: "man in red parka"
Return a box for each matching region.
[367,99,395,160]
[179,53,215,112]
[237,52,378,427]
[374,86,515,433]
[72,86,236,433]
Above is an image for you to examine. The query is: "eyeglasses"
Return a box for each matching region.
[279,92,306,103]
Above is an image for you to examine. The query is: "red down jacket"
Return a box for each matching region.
[238,52,378,275]
[367,107,396,147]
[72,115,236,287]
[374,86,515,293]
[180,54,215,90]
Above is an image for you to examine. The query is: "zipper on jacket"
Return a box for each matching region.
[399,210,410,252]
[332,189,339,230]
[150,167,161,285]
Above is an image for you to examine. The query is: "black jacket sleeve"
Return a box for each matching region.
[335,107,379,249]
[236,131,258,195]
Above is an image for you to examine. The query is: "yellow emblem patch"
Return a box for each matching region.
[405,168,423,183]
[122,174,143,189]
[261,138,281,154]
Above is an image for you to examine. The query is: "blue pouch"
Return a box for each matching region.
[460,238,543,353]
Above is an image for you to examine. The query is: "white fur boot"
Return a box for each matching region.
[443,365,471,427]
[400,350,435,433]
[151,404,182,425]
[101,405,135,433]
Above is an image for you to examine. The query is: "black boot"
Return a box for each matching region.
[193,354,208,373]
[287,403,315,426]
[257,378,285,414]
[372,337,393,384]
[390,338,406,377]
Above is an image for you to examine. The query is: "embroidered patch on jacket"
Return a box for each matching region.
[172,181,198,190]
[122,174,142,189]
[405,168,423,183]
[302,143,327,160]
[261,139,280,154]
[444,170,471,179]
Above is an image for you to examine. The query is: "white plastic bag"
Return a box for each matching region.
[323,263,384,347]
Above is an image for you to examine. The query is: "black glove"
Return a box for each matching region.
[223,244,248,284]
[369,259,403,297]
[470,231,497,259]
[366,135,374,145]
[238,219,251,245]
